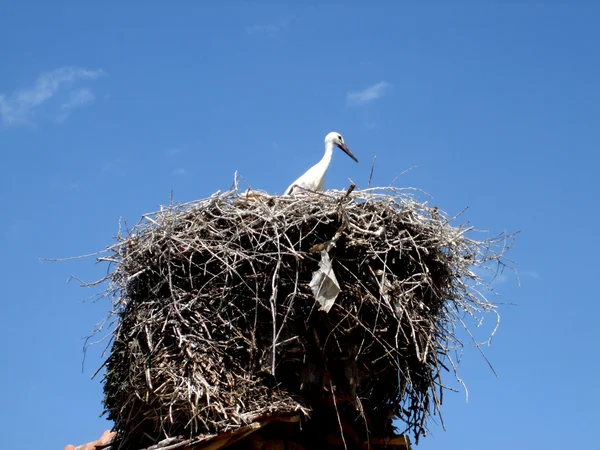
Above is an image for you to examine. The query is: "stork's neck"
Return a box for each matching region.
[318,141,335,171]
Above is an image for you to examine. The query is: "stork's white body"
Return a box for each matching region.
[284,142,334,194]
[284,132,358,195]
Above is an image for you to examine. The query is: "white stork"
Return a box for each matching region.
[284,131,358,195]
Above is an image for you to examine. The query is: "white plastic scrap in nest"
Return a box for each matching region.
[308,216,348,313]
[309,251,341,313]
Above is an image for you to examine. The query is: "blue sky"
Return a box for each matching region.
[1,2,598,449]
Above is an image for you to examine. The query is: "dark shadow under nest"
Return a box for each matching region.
[89,186,514,449]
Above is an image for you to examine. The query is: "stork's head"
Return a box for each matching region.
[325,131,359,163]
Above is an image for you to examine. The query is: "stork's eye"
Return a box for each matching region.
[338,135,343,141]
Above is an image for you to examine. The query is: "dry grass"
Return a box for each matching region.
[86,185,514,449]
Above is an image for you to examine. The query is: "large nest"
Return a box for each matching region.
[93,186,513,449]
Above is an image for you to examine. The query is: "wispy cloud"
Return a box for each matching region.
[245,24,281,38]
[172,168,188,177]
[103,157,126,177]
[166,147,184,156]
[490,272,508,285]
[521,270,540,280]
[56,88,96,123]
[245,17,294,38]
[0,67,105,126]
[471,265,512,287]
[346,81,392,107]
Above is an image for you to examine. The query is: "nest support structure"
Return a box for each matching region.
[92,186,513,449]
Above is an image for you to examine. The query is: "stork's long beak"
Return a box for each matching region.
[337,142,359,163]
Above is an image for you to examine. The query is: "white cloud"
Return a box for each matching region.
[166,147,184,156]
[172,168,188,177]
[521,270,540,279]
[102,157,126,176]
[490,272,508,285]
[346,81,391,107]
[0,67,105,126]
[245,17,294,38]
[471,265,511,287]
[245,24,281,37]
[56,88,96,123]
